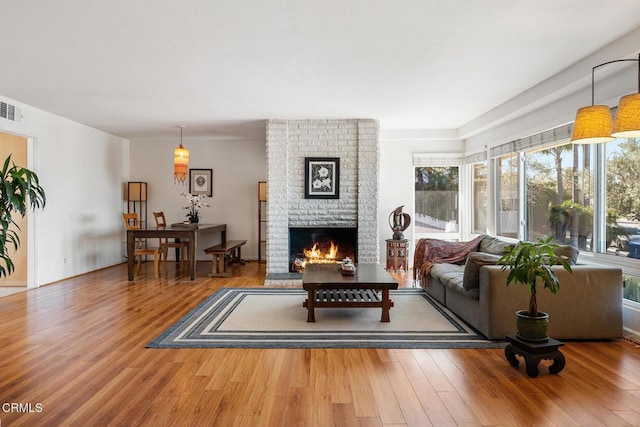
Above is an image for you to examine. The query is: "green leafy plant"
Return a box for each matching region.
[606,209,629,249]
[498,236,572,317]
[623,275,640,303]
[0,155,46,278]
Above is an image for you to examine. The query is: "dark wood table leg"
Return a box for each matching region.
[381,289,391,322]
[218,254,226,276]
[303,288,316,322]
[127,232,135,281]
[189,230,197,280]
[174,238,181,262]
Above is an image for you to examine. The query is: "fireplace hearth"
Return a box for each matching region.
[289,227,357,272]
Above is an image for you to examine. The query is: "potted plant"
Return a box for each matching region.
[0,154,46,278]
[497,236,572,342]
[181,192,210,223]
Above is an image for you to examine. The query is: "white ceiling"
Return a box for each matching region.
[1,0,640,141]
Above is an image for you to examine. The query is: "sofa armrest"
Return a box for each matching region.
[477,265,623,340]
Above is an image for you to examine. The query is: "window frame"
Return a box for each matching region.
[475,127,640,305]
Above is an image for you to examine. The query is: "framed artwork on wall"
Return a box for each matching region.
[304,157,340,199]
[189,168,213,197]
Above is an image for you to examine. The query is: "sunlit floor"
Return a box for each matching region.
[0,286,28,298]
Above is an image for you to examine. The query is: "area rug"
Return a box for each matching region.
[147,287,505,349]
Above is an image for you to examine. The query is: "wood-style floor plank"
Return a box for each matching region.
[0,262,639,426]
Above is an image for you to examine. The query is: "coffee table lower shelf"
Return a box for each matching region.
[303,288,394,322]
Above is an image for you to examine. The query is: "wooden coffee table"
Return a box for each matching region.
[302,263,399,322]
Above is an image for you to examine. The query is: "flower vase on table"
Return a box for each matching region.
[182,193,210,225]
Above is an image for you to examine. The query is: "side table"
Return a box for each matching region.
[504,335,565,377]
[386,239,408,271]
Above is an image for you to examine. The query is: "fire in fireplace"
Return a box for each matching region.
[289,227,357,272]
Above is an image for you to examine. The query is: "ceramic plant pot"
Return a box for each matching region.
[516,310,549,342]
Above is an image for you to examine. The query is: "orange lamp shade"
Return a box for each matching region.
[570,105,615,144]
[174,144,189,184]
[612,93,640,138]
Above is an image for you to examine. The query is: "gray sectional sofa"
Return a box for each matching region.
[416,236,624,340]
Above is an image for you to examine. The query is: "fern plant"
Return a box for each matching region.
[0,154,46,278]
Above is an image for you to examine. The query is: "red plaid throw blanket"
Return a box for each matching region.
[413,235,485,285]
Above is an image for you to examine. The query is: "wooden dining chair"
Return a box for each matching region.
[122,212,167,279]
[153,211,190,266]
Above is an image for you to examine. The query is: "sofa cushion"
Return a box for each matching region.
[553,244,579,265]
[463,252,501,290]
[444,280,480,300]
[478,236,516,255]
[432,263,480,300]
[430,263,464,289]
[479,236,515,255]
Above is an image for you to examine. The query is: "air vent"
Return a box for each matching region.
[0,100,23,123]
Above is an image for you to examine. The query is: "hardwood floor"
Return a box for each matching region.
[1,261,639,426]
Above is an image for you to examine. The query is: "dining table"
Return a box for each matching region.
[126,223,227,281]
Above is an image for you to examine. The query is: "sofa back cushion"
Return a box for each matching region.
[463,252,501,290]
[479,236,515,255]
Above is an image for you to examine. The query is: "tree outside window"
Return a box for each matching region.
[414,167,459,234]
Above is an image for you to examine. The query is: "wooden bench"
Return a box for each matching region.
[204,240,247,277]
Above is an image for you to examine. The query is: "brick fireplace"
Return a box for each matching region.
[289,226,358,272]
[265,119,379,285]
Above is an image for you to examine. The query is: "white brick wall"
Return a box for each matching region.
[265,119,380,276]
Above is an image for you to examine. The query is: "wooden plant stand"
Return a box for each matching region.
[504,334,565,377]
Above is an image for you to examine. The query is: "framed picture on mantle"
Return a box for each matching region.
[304,157,340,199]
[189,168,213,197]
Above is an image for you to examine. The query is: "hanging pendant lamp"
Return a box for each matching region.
[571,54,640,144]
[174,126,189,185]
[571,105,615,144]
[611,92,640,138]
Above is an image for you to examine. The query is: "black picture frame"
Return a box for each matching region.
[189,168,213,197]
[304,157,340,199]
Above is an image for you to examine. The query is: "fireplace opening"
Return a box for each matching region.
[289,227,357,272]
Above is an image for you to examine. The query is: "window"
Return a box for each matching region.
[496,154,518,238]
[624,274,640,303]
[414,166,459,235]
[605,138,640,269]
[524,143,594,249]
[472,162,487,234]
[603,138,640,305]
[479,126,640,310]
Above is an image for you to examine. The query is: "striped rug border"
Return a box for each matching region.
[147,288,506,349]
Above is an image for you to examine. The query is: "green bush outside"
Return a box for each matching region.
[624,275,640,303]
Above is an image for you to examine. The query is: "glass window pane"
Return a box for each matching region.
[525,143,594,249]
[472,162,487,234]
[497,154,518,238]
[624,274,640,303]
[605,138,640,258]
[414,167,459,233]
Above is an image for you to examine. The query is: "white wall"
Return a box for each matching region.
[0,96,128,287]
[129,136,266,260]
